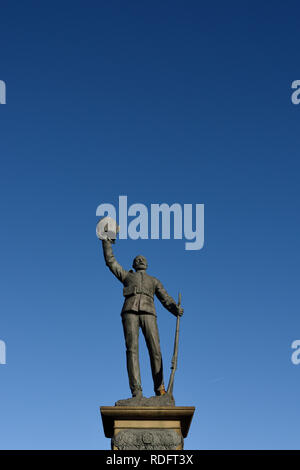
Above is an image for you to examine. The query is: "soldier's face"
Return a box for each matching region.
[133,255,148,271]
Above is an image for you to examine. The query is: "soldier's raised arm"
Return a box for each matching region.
[155,280,184,317]
[102,239,127,283]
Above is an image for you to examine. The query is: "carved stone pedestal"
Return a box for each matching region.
[100,406,195,450]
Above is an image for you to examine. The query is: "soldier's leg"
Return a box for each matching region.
[140,314,165,395]
[122,313,142,396]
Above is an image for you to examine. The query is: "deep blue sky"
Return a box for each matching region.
[0,1,299,449]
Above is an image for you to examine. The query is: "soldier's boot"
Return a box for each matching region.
[132,388,143,398]
[155,385,166,396]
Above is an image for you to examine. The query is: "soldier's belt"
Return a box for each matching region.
[123,286,154,299]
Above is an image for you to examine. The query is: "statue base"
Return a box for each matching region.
[100,406,195,450]
[115,393,175,407]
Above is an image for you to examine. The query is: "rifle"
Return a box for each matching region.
[167,292,182,397]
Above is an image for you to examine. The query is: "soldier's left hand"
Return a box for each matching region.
[176,306,184,317]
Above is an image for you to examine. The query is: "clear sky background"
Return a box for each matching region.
[0,1,299,450]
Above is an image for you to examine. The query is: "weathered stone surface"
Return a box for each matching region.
[115,394,175,407]
[112,428,182,450]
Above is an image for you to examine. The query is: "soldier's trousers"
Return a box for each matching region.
[122,313,164,395]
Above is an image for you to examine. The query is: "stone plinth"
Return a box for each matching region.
[100,406,195,450]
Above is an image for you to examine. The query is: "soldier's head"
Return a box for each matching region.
[132,255,148,271]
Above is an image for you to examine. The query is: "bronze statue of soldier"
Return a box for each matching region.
[100,226,183,399]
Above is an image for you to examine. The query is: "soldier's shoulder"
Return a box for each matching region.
[124,270,135,279]
[148,274,161,284]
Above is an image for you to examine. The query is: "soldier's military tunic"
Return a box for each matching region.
[102,240,178,395]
